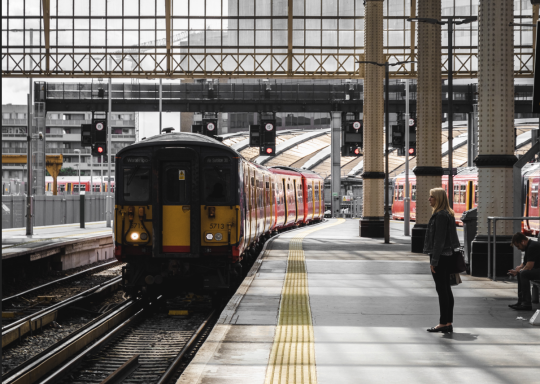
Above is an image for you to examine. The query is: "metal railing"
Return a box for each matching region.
[487,216,540,281]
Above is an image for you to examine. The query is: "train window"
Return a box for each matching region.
[124,166,151,202]
[163,167,188,203]
[398,185,404,201]
[460,185,466,204]
[412,185,416,202]
[453,186,460,203]
[475,185,478,203]
[532,185,539,208]
[204,167,231,203]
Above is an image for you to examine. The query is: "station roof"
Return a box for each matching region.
[220,120,538,180]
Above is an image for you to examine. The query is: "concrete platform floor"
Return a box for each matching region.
[178,219,540,384]
[2,221,113,268]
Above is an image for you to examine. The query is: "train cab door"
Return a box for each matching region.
[154,148,200,257]
[161,162,192,253]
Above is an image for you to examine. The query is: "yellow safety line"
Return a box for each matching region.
[265,219,345,384]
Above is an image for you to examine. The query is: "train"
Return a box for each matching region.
[113,132,324,297]
[391,163,540,236]
[44,176,115,194]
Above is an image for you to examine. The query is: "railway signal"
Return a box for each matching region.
[391,121,405,148]
[81,124,92,147]
[202,119,218,138]
[342,120,363,156]
[260,120,276,156]
[249,124,261,146]
[408,117,417,157]
[91,119,107,156]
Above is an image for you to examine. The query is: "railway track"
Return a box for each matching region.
[2,275,123,349]
[3,260,122,307]
[2,294,216,384]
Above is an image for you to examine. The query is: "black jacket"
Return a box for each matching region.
[423,209,461,267]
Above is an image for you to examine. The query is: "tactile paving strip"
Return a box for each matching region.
[264,219,345,384]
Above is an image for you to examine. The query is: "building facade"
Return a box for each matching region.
[1,104,136,180]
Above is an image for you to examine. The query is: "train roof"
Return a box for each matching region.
[270,166,323,179]
[118,132,244,159]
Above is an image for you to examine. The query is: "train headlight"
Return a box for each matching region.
[215,232,223,241]
[205,233,214,241]
[131,232,140,240]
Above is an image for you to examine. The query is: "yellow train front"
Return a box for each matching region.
[114,133,248,296]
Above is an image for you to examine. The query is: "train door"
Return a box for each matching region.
[161,162,192,253]
[282,179,289,225]
[466,181,474,211]
[293,180,299,222]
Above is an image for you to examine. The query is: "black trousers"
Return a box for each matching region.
[430,255,454,324]
[517,269,540,306]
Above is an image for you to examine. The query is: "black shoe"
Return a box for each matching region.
[427,325,452,333]
[508,302,521,308]
[511,304,533,311]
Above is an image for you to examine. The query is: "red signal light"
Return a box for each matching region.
[97,146,104,153]
[266,147,273,154]
[354,148,360,155]
[409,148,415,155]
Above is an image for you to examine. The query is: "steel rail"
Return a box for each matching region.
[2,275,122,348]
[156,309,217,384]
[2,260,121,304]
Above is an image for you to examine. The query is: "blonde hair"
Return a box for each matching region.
[430,187,455,217]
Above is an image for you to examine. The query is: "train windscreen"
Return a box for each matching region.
[203,157,231,204]
[123,156,150,202]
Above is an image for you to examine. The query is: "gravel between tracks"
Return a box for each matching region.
[2,259,120,299]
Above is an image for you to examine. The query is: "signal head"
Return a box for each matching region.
[409,147,415,155]
[266,147,273,154]
[354,148,360,155]
[97,146,104,154]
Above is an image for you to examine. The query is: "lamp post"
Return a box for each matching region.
[74,149,81,194]
[357,60,416,244]
[407,16,477,208]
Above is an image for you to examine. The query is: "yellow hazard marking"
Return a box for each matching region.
[179,170,186,180]
[2,312,16,318]
[264,219,345,384]
[169,310,189,316]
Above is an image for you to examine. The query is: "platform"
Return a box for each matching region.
[178,219,540,384]
[2,222,114,269]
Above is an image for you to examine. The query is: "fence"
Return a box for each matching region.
[2,194,111,229]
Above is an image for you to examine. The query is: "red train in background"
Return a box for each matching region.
[391,164,540,236]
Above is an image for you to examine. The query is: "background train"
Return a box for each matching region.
[44,176,115,194]
[391,163,540,235]
[113,132,324,297]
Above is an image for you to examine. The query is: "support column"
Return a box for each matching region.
[360,0,385,238]
[411,0,443,252]
[331,111,342,217]
[471,0,516,277]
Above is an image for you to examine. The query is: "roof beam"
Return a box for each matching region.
[165,0,171,74]
[42,0,50,73]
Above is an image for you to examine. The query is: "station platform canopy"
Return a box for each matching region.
[1,0,534,79]
[220,119,538,180]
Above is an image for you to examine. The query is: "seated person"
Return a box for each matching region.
[508,232,540,310]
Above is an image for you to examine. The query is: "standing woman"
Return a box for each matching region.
[423,187,461,333]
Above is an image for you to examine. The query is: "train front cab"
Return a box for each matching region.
[115,145,243,295]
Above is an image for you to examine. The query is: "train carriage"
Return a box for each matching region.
[392,165,539,233]
[114,132,324,296]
